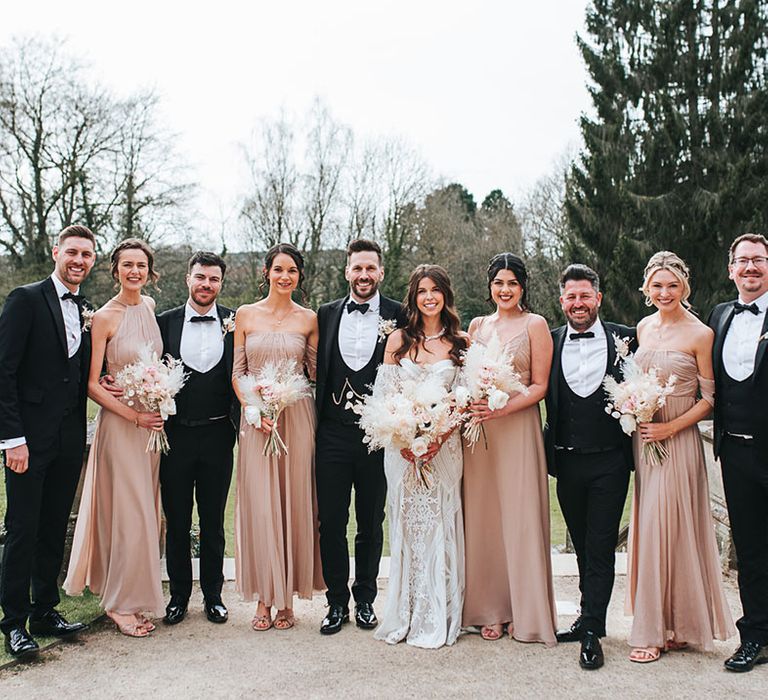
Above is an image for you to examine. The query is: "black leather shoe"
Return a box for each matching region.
[354,602,378,629]
[579,631,604,670]
[724,641,768,672]
[556,616,584,643]
[205,600,228,624]
[29,610,88,638]
[4,627,39,658]
[320,604,349,635]
[163,599,188,625]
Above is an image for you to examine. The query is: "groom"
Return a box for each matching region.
[315,239,405,635]
[0,225,95,657]
[544,264,635,670]
[709,233,768,672]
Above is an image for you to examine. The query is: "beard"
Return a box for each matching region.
[565,308,598,332]
[351,278,380,301]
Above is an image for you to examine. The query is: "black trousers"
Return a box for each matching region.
[1,412,85,633]
[720,435,768,645]
[315,419,386,608]
[160,420,235,604]
[555,447,630,637]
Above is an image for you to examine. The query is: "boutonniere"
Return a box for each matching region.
[760,331,768,343]
[612,333,632,365]
[221,313,236,337]
[81,305,96,333]
[377,316,397,342]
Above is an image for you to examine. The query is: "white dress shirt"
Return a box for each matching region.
[338,292,380,371]
[180,302,224,373]
[561,319,608,398]
[722,290,768,381]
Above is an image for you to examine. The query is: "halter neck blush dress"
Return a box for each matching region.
[233,331,323,610]
[64,296,165,616]
[626,348,735,650]
[462,316,557,645]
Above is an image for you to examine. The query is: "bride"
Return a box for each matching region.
[373,264,469,648]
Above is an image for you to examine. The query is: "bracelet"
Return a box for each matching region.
[134,414,140,428]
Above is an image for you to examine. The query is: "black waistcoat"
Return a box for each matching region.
[555,364,624,449]
[720,370,758,436]
[174,355,230,421]
[323,338,379,425]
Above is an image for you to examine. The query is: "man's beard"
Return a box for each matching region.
[351,279,379,301]
[566,309,598,332]
[191,289,217,306]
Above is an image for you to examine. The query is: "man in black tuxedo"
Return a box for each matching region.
[0,225,96,657]
[709,233,768,673]
[544,264,635,670]
[156,252,238,626]
[315,239,405,635]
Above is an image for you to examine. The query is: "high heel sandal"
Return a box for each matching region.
[107,612,149,638]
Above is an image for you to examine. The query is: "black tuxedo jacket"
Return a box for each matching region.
[0,278,90,454]
[315,294,405,420]
[708,300,768,457]
[544,320,637,476]
[156,304,240,431]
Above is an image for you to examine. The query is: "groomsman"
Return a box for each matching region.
[709,233,768,672]
[156,252,238,626]
[544,264,635,670]
[315,239,405,635]
[0,226,95,657]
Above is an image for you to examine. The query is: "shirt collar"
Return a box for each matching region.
[185,301,218,322]
[566,318,604,341]
[737,289,768,313]
[51,271,79,298]
[347,291,380,313]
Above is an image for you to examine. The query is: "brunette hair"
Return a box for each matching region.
[729,233,768,262]
[188,250,226,277]
[58,225,96,247]
[559,264,600,293]
[393,264,467,365]
[487,252,530,310]
[640,250,692,309]
[260,242,306,298]
[110,238,159,285]
[346,238,382,265]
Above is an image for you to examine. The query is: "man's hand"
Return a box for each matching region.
[5,444,30,474]
[99,374,124,398]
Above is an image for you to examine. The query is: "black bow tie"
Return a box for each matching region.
[190,315,217,323]
[347,301,370,314]
[61,291,83,304]
[733,302,760,315]
[569,331,595,340]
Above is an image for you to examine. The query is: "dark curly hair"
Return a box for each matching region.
[487,252,530,310]
[260,243,306,299]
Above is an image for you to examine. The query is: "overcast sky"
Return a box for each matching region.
[2,0,592,243]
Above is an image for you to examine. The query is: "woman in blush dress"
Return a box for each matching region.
[626,251,735,662]
[64,239,166,637]
[232,243,323,632]
[462,253,557,645]
[373,264,469,649]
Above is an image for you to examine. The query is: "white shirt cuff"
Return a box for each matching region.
[0,437,27,450]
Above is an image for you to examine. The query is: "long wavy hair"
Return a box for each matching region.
[393,264,467,365]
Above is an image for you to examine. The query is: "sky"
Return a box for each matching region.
[2,0,592,244]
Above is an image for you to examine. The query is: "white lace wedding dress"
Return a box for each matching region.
[373,359,465,649]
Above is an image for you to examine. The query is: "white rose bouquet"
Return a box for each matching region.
[237,359,312,457]
[454,332,529,450]
[115,343,188,454]
[603,334,677,466]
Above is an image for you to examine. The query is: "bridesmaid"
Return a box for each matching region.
[232,243,323,631]
[626,251,735,662]
[64,239,166,637]
[462,253,557,645]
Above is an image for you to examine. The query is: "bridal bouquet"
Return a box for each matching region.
[351,367,461,488]
[237,360,311,457]
[115,344,187,454]
[454,332,529,450]
[603,335,677,466]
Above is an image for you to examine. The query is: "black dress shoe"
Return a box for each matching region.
[29,610,88,638]
[205,600,228,624]
[724,641,768,672]
[556,616,584,643]
[163,599,188,625]
[579,631,604,670]
[354,602,378,629]
[320,604,349,635]
[4,627,39,658]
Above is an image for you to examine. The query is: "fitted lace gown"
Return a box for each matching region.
[462,318,557,645]
[626,349,735,650]
[374,359,465,649]
[64,297,165,616]
[234,331,323,609]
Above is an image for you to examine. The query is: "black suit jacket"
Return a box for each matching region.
[315,295,405,420]
[708,300,768,457]
[0,278,90,455]
[544,320,637,476]
[156,304,240,431]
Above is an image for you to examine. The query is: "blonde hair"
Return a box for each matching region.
[641,251,692,309]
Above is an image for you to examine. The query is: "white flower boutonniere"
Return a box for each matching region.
[221,313,236,338]
[377,317,397,342]
[760,331,768,343]
[81,305,96,333]
[612,333,632,366]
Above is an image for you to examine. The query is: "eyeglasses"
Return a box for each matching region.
[731,256,768,268]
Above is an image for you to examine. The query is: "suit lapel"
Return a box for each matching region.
[550,326,566,417]
[713,303,735,380]
[42,278,69,358]
[167,307,185,360]
[753,309,768,379]
[217,305,234,377]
